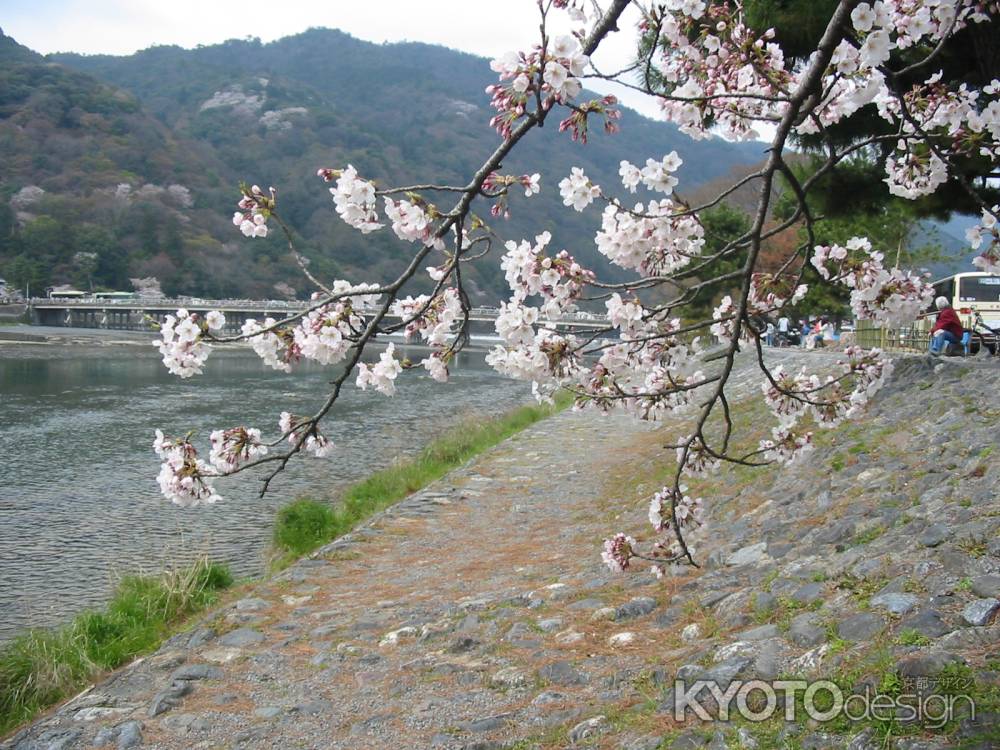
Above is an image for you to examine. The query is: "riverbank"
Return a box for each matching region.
[5,350,998,750]
[0,395,571,738]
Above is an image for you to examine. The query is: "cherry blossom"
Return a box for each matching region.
[969,206,1000,273]
[155,309,211,378]
[153,430,221,507]
[324,165,383,234]
[601,533,635,573]
[278,412,335,458]
[356,343,403,396]
[154,0,997,584]
[558,167,600,211]
[811,237,934,328]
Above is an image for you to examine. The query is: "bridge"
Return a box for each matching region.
[27,297,612,333]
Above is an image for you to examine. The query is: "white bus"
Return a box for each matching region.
[931,272,1000,329]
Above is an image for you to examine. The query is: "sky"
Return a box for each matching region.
[2,0,667,119]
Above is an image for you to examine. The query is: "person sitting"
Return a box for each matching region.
[822,319,836,346]
[929,296,964,356]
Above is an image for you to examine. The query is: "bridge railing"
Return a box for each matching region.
[29,298,611,326]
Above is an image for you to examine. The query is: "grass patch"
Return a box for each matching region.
[270,393,572,568]
[273,499,337,557]
[0,558,231,735]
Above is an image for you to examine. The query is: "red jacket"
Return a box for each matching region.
[933,307,964,339]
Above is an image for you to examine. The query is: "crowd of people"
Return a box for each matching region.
[763,315,841,349]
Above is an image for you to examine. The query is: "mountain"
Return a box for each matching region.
[1,27,766,300]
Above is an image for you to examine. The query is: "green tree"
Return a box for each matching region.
[4,254,48,294]
[685,203,752,322]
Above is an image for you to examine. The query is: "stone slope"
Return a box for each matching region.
[4,350,999,750]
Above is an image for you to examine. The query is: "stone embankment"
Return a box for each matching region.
[4,350,999,749]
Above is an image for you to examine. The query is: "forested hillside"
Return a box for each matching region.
[0,27,766,300]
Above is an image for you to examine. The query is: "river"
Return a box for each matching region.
[0,333,531,640]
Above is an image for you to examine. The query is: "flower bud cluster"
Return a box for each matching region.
[208,427,268,472]
[232,184,274,238]
[558,95,621,143]
[482,172,541,218]
[601,533,635,573]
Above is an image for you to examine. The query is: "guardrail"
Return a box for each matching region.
[854,317,938,353]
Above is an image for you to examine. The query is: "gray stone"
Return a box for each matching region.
[970,575,1000,599]
[447,636,481,653]
[699,590,732,608]
[218,627,265,647]
[920,524,949,547]
[790,583,825,605]
[815,520,855,545]
[896,651,964,678]
[235,597,270,611]
[737,624,779,641]
[726,543,768,566]
[566,597,604,610]
[846,728,878,750]
[170,664,222,681]
[899,609,952,638]
[539,660,586,685]
[148,680,192,717]
[752,639,787,680]
[254,706,283,720]
[26,729,82,750]
[753,592,778,614]
[116,721,142,750]
[837,612,883,641]
[800,732,840,750]
[568,716,607,744]
[536,618,562,633]
[186,628,215,649]
[292,700,333,715]
[789,613,826,647]
[462,714,510,733]
[705,657,753,688]
[962,598,1000,626]
[94,727,117,747]
[869,592,919,616]
[532,690,566,706]
[616,597,658,620]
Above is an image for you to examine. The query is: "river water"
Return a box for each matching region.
[0,335,531,640]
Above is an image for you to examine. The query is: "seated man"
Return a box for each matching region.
[929,296,964,355]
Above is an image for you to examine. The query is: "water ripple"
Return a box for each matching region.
[0,344,530,640]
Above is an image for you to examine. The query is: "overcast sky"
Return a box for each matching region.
[3,0,675,119]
